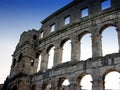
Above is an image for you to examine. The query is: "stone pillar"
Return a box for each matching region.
[69,83,80,90]
[57,87,62,90]
[91,33,102,57]
[40,50,49,72]
[92,69,104,90]
[69,77,81,90]
[53,46,63,66]
[71,36,80,61]
[51,78,59,90]
[33,58,39,72]
[92,80,104,90]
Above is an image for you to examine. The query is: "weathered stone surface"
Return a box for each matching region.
[2,0,120,90]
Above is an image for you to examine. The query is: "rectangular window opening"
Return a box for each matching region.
[101,0,111,10]
[64,16,70,25]
[81,8,88,18]
[50,24,55,32]
[41,32,43,38]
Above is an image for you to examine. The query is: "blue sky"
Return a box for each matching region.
[0,0,119,89]
[0,0,73,83]
[0,0,73,39]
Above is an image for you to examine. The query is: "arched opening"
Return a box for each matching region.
[61,39,71,63]
[42,81,51,90]
[37,55,42,72]
[33,34,37,40]
[101,26,118,56]
[80,32,92,60]
[47,45,55,69]
[62,79,70,86]
[104,71,120,89]
[12,85,17,90]
[58,77,70,90]
[78,74,92,90]
[40,31,43,39]
[35,51,42,72]
[31,84,36,90]
[62,79,70,90]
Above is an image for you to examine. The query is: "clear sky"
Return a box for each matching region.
[0,0,73,84]
[0,0,120,89]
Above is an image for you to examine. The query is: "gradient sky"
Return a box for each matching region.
[0,0,119,89]
[0,0,73,83]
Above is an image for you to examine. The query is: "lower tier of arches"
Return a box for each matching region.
[5,53,120,90]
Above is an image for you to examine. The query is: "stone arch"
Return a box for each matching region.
[78,31,90,40]
[77,72,93,90]
[58,77,70,90]
[99,24,118,55]
[60,37,70,47]
[77,72,88,83]
[42,80,51,90]
[31,84,36,90]
[78,31,92,60]
[35,50,42,59]
[102,69,120,89]
[102,69,118,82]
[99,23,117,34]
[46,44,55,53]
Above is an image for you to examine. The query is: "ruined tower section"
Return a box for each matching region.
[2,29,39,90]
[10,29,39,77]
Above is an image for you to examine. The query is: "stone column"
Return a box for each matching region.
[69,83,81,90]
[92,80,104,90]
[92,69,104,90]
[51,78,59,90]
[34,58,39,72]
[40,50,49,72]
[71,36,80,61]
[53,46,63,66]
[69,77,81,90]
[91,33,102,57]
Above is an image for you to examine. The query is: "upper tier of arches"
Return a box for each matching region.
[36,23,120,72]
